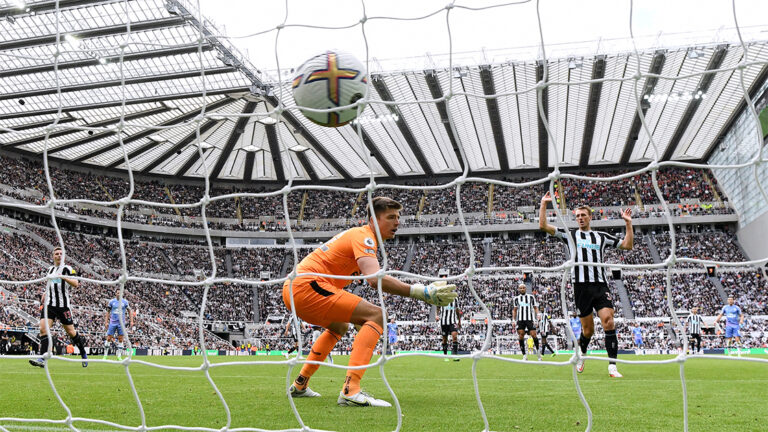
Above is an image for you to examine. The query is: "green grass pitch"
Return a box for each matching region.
[1,354,766,431]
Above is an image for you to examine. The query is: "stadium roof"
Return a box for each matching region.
[1,0,768,183]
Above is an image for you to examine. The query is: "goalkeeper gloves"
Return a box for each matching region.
[410,282,458,306]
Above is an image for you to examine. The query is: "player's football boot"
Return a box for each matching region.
[522,354,527,361]
[608,364,623,378]
[290,385,321,398]
[443,357,450,362]
[576,358,585,373]
[29,358,46,368]
[337,390,391,407]
[81,352,88,368]
[453,357,460,362]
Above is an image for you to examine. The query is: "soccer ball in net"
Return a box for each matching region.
[292,50,368,127]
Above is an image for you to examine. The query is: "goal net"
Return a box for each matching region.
[0,0,767,431]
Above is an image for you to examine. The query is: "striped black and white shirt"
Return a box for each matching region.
[553,228,622,284]
[512,293,538,322]
[439,299,459,326]
[687,314,703,335]
[538,314,551,334]
[45,265,76,308]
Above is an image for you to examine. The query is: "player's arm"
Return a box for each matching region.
[60,267,79,288]
[739,310,744,326]
[538,192,557,235]
[105,310,110,328]
[713,310,724,324]
[128,307,135,328]
[511,306,517,322]
[283,321,291,336]
[618,208,634,250]
[357,256,457,306]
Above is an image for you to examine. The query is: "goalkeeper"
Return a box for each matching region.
[283,197,457,407]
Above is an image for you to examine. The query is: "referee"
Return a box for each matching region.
[539,192,633,378]
[438,296,461,362]
[512,283,541,361]
[30,247,88,368]
[687,307,704,354]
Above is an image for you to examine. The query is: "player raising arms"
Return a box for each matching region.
[30,247,88,368]
[713,296,744,352]
[283,197,457,407]
[103,288,134,360]
[540,192,633,377]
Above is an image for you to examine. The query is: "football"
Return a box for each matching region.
[291,50,368,127]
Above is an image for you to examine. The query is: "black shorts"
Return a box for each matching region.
[441,323,456,335]
[573,282,614,318]
[516,320,535,333]
[40,305,74,326]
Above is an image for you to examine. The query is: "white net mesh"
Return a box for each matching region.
[0,0,767,431]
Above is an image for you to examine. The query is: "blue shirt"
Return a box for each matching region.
[722,305,741,327]
[570,318,582,337]
[108,298,130,325]
[632,327,643,339]
[387,322,398,337]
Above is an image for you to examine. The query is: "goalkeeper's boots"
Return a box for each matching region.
[29,358,46,368]
[608,364,623,378]
[290,385,321,398]
[337,390,391,407]
[576,358,585,373]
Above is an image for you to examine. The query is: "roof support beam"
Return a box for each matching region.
[0,88,247,121]
[479,66,509,172]
[0,17,185,52]
[242,150,256,181]
[620,50,666,165]
[536,62,550,170]
[4,105,170,149]
[0,67,236,102]
[579,56,606,168]
[71,97,233,163]
[424,71,465,172]
[264,97,351,181]
[373,76,433,176]
[264,121,286,182]
[295,151,318,181]
[0,0,117,19]
[662,45,728,161]
[702,63,768,162]
[0,45,212,79]
[203,101,258,179]
[0,117,78,135]
[139,119,221,174]
[360,128,397,177]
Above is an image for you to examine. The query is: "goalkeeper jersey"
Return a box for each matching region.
[296,225,378,289]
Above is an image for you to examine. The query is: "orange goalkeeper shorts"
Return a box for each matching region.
[282,277,362,328]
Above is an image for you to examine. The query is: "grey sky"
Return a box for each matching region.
[195,0,768,75]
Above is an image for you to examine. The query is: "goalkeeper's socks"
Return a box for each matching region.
[519,339,526,355]
[344,321,382,396]
[578,334,591,355]
[442,343,448,355]
[452,342,458,356]
[39,334,50,355]
[296,329,341,389]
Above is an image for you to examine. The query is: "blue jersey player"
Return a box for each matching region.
[630,324,643,348]
[569,313,582,342]
[713,296,743,351]
[103,289,133,360]
[387,317,399,355]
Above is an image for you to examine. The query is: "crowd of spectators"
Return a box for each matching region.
[0,154,734,234]
[653,229,748,268]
